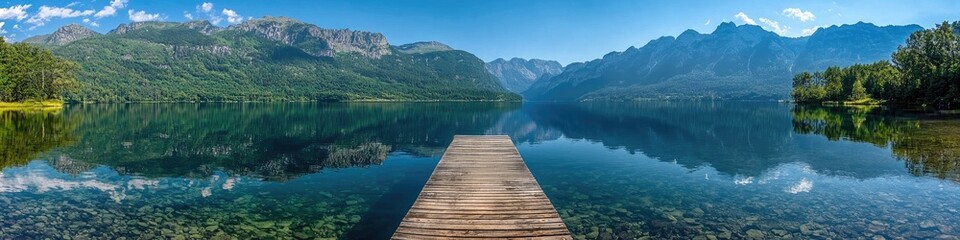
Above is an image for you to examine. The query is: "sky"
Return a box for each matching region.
[2,0,959,65]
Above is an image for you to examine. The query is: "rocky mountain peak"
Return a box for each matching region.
[715,22,738,33]
[184,20,222,35]
[712,22,768,35]
[677,29,701,38]
[231,16,391,58]
[676,29,706,44]
[486,58,564,93]
[23,23,101,46]
[108,21,177,35]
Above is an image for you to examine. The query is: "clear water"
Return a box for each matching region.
[1,102,958,239]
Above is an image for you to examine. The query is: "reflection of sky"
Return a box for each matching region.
[523,137,960,208]
[0,161,246,202]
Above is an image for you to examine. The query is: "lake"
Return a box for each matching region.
[1,102,958,239]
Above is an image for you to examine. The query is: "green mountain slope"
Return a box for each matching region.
[31,17,518,102]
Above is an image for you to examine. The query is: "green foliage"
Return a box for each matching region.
[892,21,960,109]
[851,78,869,100]
[794,21,960,109]
[37,22,518,102]
[792,105,960,181]
[0,109,78,169]
[791,72,826,102]
[0,38,79,102]
[49,103,518,180]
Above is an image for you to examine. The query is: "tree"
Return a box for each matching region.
[892,21,960,109]
[793,20,960,109]
[0,40,79,102]
[851,79,869,100]
[824,66,844,101]
[792,72,813,102]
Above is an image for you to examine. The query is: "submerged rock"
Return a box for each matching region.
[745,229,764,239]
[920,220,936,229]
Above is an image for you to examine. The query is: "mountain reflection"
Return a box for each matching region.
[46,103,518,181]
[4,102,959,183]
[792,106,960,182]
[512,102,946,180]
[516,102,795,176]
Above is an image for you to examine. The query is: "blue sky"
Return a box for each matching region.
[2,0,959,64]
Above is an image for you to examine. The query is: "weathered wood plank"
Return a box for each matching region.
[392,135,571,239]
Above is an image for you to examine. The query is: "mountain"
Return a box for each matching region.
[397,41,455,54]
[485,58,564,93]
[793,22,922,72]
[22,24,101,46]
[524,22,923,101]
[29,17,518,102]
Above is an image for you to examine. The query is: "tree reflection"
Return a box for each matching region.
[0,109,78,169]
[49,103,517,180]
[792,106,960,181]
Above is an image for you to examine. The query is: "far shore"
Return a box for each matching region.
[0,100,65,109]
[61,99,523,104]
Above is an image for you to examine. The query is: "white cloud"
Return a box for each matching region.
[184,12,193,20]
[782,8,816,22]
[734,176,754,185]
[94,0,128,18]
[758,18,790,35]
[199,2,214,13]
[27,5,95,26]
[128,9,161,22]
[0,22,6,34]
[81,18,99,27]
[222,9,242,24]
[704,19,711,26]
[786,178,813,194]
[734,12,756,25]
[194,2,224,24]
[12,24,19,29]
[0,4,31,21]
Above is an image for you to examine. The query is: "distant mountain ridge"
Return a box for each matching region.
[25,17,518,102]
[23,24,101,46]
[485,58,563,93]
[397,41,455,54]
[524,21,923,101]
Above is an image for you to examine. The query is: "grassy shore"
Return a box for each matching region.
[820,98,884,106]
[0,100,65,109]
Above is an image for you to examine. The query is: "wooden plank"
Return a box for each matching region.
[393,135,572,239]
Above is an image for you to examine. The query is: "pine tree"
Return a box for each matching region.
[851,79,869,101]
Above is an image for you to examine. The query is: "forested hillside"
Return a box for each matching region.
[27,17,518,102]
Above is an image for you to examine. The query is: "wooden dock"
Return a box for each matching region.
[392,135,571,239]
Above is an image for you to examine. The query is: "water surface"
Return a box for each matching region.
[1,102,958,239]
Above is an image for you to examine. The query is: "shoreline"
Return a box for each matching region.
[0,100,65,109]
[63,99,524,104]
